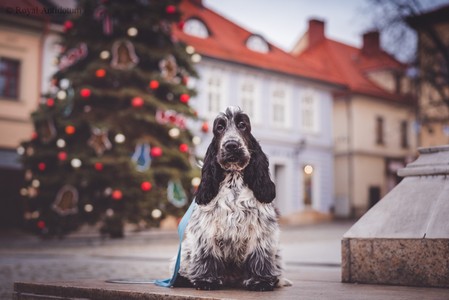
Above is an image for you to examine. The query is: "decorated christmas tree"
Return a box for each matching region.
[18,0,204,237]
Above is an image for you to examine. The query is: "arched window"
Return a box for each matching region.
[183,18,209,39]
[246,35,270,53]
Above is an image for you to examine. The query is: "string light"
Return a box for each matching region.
[127,27,138,37]
[71,158,82,168]
[114,133,126,143]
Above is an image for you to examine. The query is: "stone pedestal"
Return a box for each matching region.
[342,145,449,288]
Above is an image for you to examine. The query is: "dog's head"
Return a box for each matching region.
[214,107,251,171]
[195,107,276,205]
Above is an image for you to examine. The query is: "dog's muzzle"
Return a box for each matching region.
[219,140,250,170]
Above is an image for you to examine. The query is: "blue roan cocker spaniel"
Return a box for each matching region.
[173,107,291,291]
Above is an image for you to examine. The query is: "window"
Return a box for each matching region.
[207,70,225,115]
[271,84,290,128]
[246,35,270,53]
[0,57,20,100]
[239,76,259,122]
[272,89,286,127]
[376,116,385,145]
[301,89,319,132]
[400,120,409,148]
[183,18,209,39]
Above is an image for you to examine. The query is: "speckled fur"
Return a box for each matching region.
[172,107,291,291]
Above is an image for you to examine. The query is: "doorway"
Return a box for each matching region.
[303,164,314,207]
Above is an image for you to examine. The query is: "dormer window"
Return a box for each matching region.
[183,18,209,38]
[246,34,270,53]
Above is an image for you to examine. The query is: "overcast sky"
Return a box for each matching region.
[204,0,449,62]
[204,0,371,51]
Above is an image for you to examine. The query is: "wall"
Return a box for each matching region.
[0,25,41,149]
[333,93,417,217]
[192,58,335,216]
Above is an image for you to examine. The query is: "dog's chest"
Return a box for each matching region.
[199,173,276,256]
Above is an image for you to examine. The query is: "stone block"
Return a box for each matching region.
[342,145,449,288]
[341,239,449,287]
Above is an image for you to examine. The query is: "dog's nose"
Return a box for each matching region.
[224,141,239,152]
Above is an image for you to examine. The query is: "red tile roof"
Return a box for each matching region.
[173,0,345,87]
[296,38,407,100]
[174,1,410,102]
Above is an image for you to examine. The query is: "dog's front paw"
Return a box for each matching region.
[246,281,275,292]
[193,280,221,290]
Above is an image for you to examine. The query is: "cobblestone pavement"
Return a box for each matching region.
[0,221,352,299]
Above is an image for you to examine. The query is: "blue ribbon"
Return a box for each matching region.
[154,199,197,287]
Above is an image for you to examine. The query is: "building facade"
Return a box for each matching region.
[0,1,65,228]
[407,4,449,147]
[292,20,418,217]
[175,0,341,216]
[0,4,46,227]
[0,0,422,226]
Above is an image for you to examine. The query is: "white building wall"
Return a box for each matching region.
[192,57,335,216]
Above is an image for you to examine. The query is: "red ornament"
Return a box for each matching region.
[149,80,159,90]
[177,20,185,30]
[58,151,67,161]
[141,181,152,192]
[38,162,46,171]
[182,76,189,85]
[180,94,190,103]
[166,5,176,14]
[96,69,106,78]
[65,125,76,135]
[31,132,38,140]
[179,144,189,153]
[37,220,46,229]
[201,122,209,133]
[112,189,123,200]
[80,88,91,98]
[46,98,55,107]
[151,147,163,157]
[94,162,104,171]
[64,20,73,31]
[131,97,144,107]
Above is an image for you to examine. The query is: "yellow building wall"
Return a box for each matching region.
[416,22,449,147]
[352,154,385,213]
[0,25,41,149]
[351,95,417,156]
[333,94,417,217]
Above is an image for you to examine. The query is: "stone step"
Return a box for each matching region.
[342,145,449,288]
[13,267,449,300]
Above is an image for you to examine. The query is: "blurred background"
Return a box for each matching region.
[1,0,448,234]
[0,0,449,296]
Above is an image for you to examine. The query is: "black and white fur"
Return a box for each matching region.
[172,107,291,291]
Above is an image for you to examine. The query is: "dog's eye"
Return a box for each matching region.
[216,123,225,133]
[237,122,246,130]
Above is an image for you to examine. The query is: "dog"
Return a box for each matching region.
[173,106,291,291]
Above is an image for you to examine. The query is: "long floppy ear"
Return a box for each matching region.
[243,137,276,203]
[195,139,224,205]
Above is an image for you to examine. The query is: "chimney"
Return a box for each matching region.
[362,31,381,55]
[189,0,203,7]
[308,19,325,47]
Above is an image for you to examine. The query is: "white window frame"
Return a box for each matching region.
[301,88,320,133]
[246,35,270,53]
[239,75,260,123]
[206,68,227,117]
[270,82,291,129]
[183,18,209,39]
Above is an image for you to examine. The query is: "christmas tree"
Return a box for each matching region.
[18,0,203,237]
